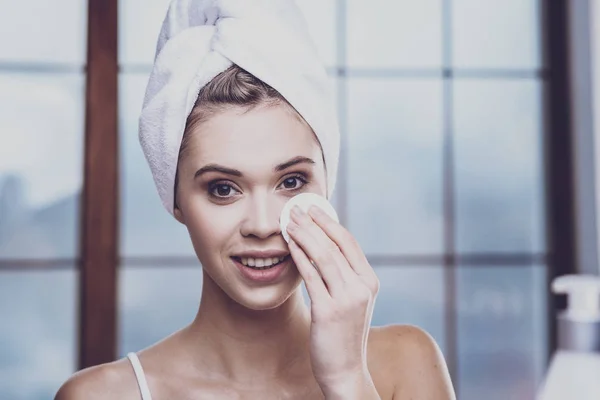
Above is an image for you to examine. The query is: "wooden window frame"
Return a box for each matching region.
[79,0,119,368]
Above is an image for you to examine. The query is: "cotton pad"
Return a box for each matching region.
[280,193,339,243]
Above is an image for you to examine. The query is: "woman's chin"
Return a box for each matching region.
[230,283,302,311]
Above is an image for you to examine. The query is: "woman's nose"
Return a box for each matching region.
[239,194,281,240]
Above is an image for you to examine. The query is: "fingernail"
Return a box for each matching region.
[287,221,298,232]
[308,205,323,218]
[291,205,303,217]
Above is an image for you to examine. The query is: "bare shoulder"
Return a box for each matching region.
[368,325,456,400]
[370,324,444,362]
[54,358,139,400]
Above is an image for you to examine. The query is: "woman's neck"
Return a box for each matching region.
[182,272,314,384]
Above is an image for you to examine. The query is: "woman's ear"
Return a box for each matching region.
[174,205,185,224]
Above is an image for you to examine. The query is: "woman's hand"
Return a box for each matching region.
[286,204,381,398]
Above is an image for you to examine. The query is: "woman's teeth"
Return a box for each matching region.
[239,256,287,269]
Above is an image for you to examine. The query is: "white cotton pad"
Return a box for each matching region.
[280,193,339,243]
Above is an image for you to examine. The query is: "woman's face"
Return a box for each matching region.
[174,104,327,310]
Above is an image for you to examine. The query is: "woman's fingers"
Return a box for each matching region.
[306,205,379,293]
[288,239,330,304]
[287,207,353,295]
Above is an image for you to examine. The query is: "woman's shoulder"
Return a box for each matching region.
[369,324,442,357]
[368,324,456,399]
[54,357,139,400]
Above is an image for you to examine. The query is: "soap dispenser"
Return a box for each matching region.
[537,275,600,400]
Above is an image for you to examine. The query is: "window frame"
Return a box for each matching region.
[0,0,576,391]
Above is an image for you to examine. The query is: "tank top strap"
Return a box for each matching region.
[127,352,153,400]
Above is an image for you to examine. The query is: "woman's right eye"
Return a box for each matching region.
[209,183,240,199]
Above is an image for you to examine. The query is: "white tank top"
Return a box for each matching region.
[127,352,153,400]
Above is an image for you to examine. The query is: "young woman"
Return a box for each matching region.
[56,1,455,399]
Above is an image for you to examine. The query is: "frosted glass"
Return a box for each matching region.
[347,78,444,255]
[346,0,443,68]
[0,0,87,65]
[454,79,545,254]
[452,0,542,69]
[371,266,446,355]
[119,265,203,356]
[457,265,547,400]
[0,74,84,259]
[118,0,172,65]
[0,269,77,400]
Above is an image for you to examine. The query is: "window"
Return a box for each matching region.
[0,1,564,399]
[0,1,87,398]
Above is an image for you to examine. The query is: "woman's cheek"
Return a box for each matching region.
[201,206,241,236]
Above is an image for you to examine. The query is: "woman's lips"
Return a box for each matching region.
[231,255,291,283]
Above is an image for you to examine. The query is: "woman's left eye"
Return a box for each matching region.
[280,175,307,190]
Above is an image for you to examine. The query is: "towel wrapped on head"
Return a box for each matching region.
[138,0,340,217]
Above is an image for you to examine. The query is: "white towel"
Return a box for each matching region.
[139,0,340,217]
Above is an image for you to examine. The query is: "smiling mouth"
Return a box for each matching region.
[231,255,291,270]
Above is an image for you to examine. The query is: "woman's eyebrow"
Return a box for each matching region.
[194,165,242,178]
[274,156,315,172]
[194,156,315,179]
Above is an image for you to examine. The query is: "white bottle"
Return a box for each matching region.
[537,275,600,400]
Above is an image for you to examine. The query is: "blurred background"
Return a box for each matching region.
[1,0,599,399]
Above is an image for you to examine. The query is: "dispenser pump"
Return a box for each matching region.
[537,275,600,400]
[553,275,600,320]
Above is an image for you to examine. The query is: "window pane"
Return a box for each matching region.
[0,269,77,400]
[454,79,545,254]
[346,0,443,69]
[118,0,172,66]
[296,0,337,68]
[347,78,444,255]
[118,265,203,356]
[119,73,196,257]
[371,266,446,355]
[0,74,85,259]
[0,0,87,65]
[457,265,547,400]
[452,0,542,69]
